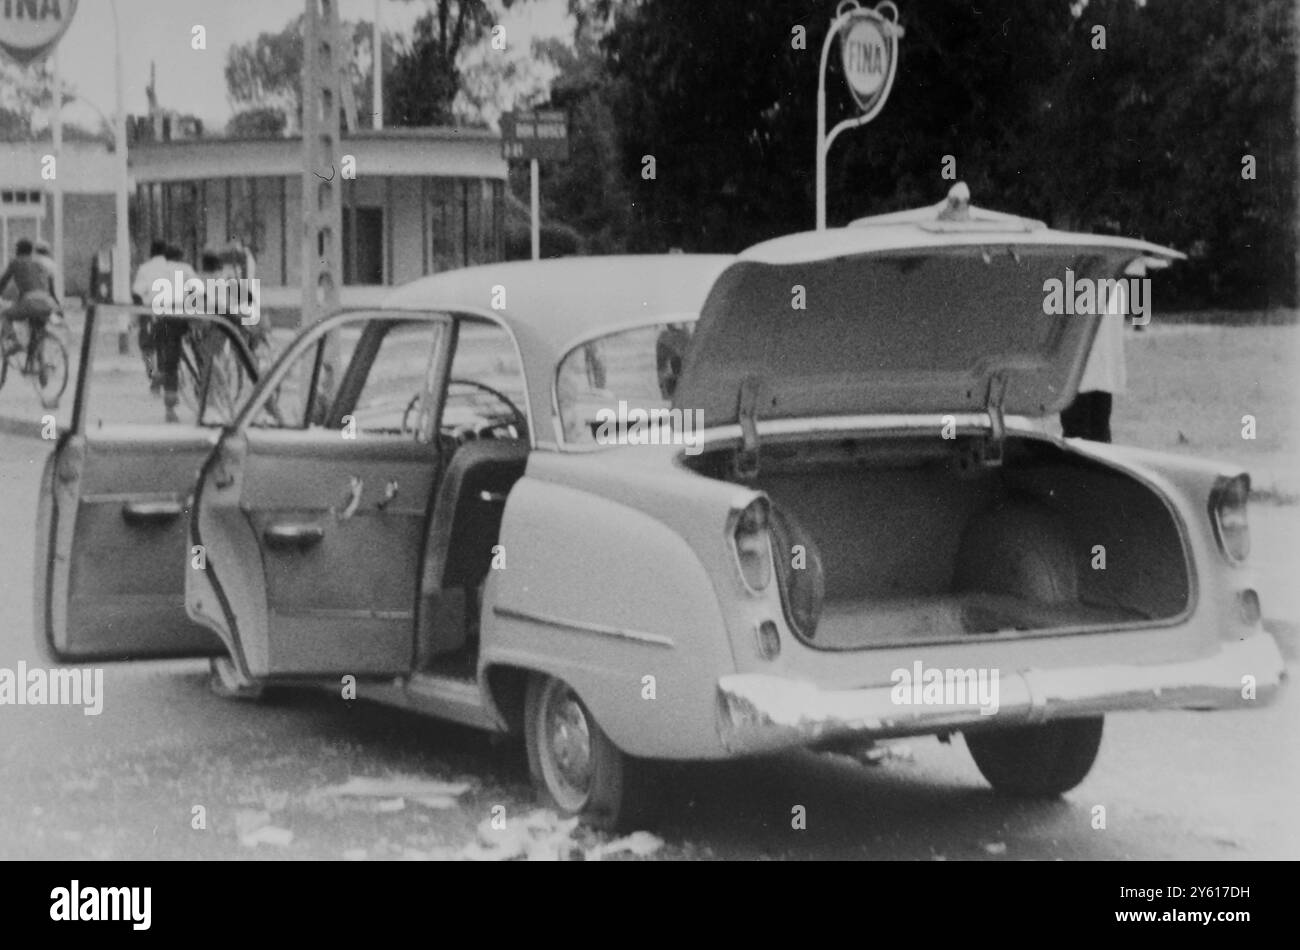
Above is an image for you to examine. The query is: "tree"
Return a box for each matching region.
[522,21,633,253]
[599,0,1295,306]
[387,2,519,126]
[224,15,391,132]
[225,107,288,139]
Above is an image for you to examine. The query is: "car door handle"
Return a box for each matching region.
[122,499,184,523]
[263,522,326,549]
[478,490,507,503]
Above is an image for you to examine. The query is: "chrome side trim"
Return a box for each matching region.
[271,608,414,620]
[493,605,675,648]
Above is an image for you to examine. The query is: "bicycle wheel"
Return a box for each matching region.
[32,333,68,405]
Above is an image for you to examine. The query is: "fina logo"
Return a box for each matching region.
[0,1,79,68]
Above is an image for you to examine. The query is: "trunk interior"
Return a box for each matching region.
[685,433,1192,649]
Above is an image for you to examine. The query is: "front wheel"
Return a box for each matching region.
[964,716,1104,797]
[32,333,68,406]
[524,674,660,831]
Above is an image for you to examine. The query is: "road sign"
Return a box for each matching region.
[0,0,78,66]
[501,110,569,162]
[841,12,894,113]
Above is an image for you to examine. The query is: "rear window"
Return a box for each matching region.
[555,322,695,446]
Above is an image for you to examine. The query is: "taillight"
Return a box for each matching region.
[770,506,825,641]
[731,498,773,592]
[1209,474,1251,563]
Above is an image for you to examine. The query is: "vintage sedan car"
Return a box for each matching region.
[36,191,1286,829]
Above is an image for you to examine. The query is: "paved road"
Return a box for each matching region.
[0,432,1295,860]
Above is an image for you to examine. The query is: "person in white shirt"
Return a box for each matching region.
[1060,281,1128,443]
[150,245,199,423]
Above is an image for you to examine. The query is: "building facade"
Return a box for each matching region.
[0,139,118,298]
[130,128,507,309]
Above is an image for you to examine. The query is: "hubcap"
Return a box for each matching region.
[541,683,593,811]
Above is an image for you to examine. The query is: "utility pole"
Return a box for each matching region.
[301,0,346,329]
[372,0,383,130]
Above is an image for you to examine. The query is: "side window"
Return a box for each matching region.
[73,308,257,429]
[442,320,527,443]
[248,317,447,441]
[556,322,694,445]
[350,322,448,439]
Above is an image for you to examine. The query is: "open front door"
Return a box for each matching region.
[187,311,452,680]
[37,307,260,661]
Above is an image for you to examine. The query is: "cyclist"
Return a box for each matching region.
[0,239,61,379]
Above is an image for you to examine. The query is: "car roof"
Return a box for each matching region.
[382,254,734,445]
[383,254,734,347]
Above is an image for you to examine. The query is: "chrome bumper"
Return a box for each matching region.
[717,630,1287,755]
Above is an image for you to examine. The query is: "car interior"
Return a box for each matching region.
[413,318,530,679]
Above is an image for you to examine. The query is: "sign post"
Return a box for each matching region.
[815,0,903,230]
[0,0,79,298]
[501,110,569,261]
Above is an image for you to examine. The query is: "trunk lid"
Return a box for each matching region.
[673,205,1182,427]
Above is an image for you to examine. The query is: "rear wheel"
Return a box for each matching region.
[965,716,1104,796]
[524,674,659,831]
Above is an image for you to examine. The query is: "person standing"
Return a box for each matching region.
[149,245,198,423]
[1060,283,1127,443]
[132,239,172,377]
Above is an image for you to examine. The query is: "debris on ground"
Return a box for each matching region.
[587,831,664,860]
[310,774,473,811]
[235,809,293,848]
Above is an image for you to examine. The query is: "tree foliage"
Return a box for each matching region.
[387,1,522,126]
[593,0,1296,306]
[224,14,391,132]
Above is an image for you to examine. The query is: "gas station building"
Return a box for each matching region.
[128,127,508,308]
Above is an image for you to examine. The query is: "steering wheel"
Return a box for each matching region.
[402,378,529,442]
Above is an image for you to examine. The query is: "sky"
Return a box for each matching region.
[47,0,572,132]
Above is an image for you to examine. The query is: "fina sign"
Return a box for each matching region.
[0,0,78,66]
[840,10,897,114]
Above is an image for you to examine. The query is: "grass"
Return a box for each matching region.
[1095,321,1298,494]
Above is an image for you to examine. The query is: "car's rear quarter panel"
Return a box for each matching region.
[480,448,753,759]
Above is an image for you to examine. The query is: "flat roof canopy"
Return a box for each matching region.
[130,128,507,183]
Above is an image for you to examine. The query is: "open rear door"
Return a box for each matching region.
[36,306,259,661]
[186,311,452,681]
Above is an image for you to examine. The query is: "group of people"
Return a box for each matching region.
[0,239,61,381]
[130,239,259,423]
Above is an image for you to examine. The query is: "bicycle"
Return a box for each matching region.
[0,307,69,406]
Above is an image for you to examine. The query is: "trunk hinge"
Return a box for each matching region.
[735,375,762,480]
[977,372,1008,467]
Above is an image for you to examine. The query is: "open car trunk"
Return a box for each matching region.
[685,433,1192,649]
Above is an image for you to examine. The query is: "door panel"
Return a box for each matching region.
[239,432,439,674]
[39,308,259,662]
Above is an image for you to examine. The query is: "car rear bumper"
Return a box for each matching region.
[716,629,1287,755]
